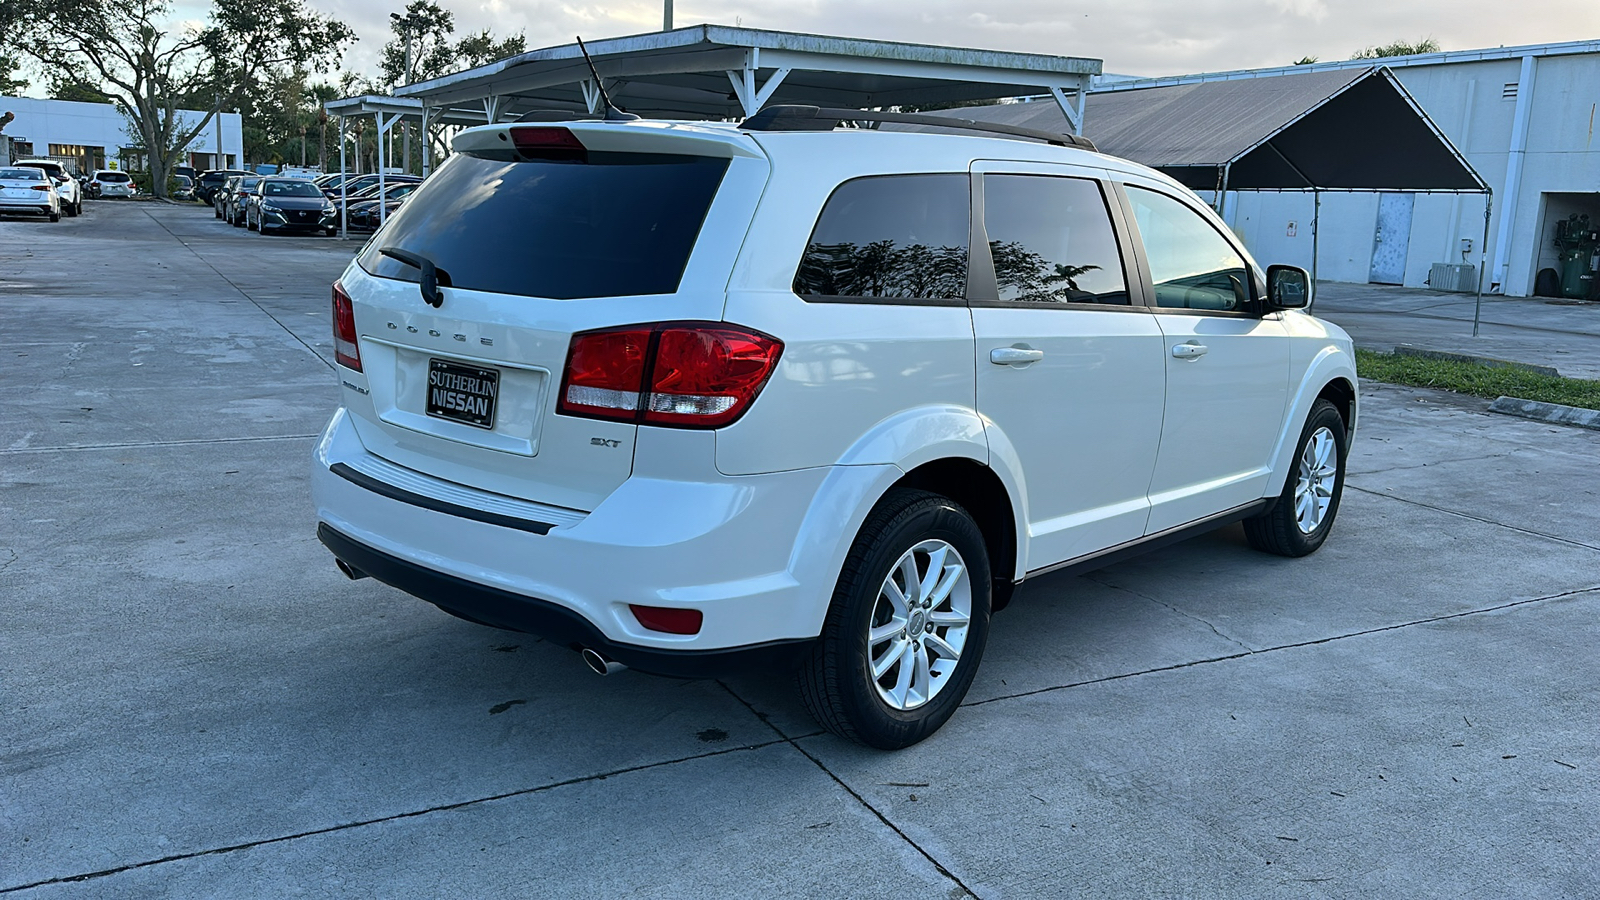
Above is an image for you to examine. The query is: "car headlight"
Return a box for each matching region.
[261,202,282,212]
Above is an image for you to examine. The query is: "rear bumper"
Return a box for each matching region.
[311,407,892,669]
[317,523,812,677]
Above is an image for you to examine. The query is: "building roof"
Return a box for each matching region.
[1093,37,1600,93]
[394,24,1101,124]
[914,67,1487,192]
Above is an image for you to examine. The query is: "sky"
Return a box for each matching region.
[307,0,1600,84]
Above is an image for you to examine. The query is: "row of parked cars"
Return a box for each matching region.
[200,169,423,236]
[0,160,135,221]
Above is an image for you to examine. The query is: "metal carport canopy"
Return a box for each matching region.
[924,66,1487,192]
[394,24,1102,133]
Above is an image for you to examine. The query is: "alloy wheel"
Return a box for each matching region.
[1294,425,1338,534]
[866,539,972,710]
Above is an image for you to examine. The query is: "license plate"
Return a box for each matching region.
[426,358,499,429]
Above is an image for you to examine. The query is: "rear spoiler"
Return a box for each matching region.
[452,121,764,160]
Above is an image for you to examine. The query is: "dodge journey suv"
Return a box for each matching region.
[314,106,1355,749]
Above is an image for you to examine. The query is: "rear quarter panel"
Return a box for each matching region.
[717,133,982,477]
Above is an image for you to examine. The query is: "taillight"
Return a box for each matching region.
[558,328,650,421]
[557,323,782,429]
[630,604,703,635]
[32,185,50,192]
[331,281,362,371]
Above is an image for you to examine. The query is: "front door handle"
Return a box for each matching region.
[1171,342,1208,360]
[991,346,1045,366]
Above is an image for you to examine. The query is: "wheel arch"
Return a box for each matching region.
[1266,345,1359,495]
[891,458,1021,611]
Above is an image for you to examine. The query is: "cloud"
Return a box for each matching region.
[319,0,1600,83]
[1268,0,1328,20]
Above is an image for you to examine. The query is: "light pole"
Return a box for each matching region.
[390,10,422,175]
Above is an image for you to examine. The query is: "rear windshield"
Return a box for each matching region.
[357,152,730,300]
[98,172,131,182]
[1,167,45,180]
[262,181,322,197]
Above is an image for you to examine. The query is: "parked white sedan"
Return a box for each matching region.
[0,166,61,221]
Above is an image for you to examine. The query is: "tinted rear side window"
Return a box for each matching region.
[793,174,969,301]
[981,174,1129,305]
[357,152,730,300]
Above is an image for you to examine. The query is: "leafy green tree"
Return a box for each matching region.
[11,0,352,196]
[381,0,456,87]
[455,30,527,69]
[1352,39,1441,59]
[49,75,115,103]
[0,56,26,95]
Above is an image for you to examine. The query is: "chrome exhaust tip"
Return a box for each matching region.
[334,558,368,581]
[581,648,627,676]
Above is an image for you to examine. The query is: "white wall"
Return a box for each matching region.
[1184,49,1600,297]
[0,96,243,165]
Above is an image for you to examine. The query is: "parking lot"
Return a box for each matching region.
[3,200,1598,897]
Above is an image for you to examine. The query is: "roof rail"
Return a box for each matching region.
[740,105,1097,151]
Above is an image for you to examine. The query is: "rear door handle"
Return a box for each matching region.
[990,347,1045,366]
[1171,342,1208,360]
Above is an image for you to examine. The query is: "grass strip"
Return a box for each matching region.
[1355,348,1600,411]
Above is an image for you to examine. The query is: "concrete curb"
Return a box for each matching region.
[1392,345,1561,377]
[1488,396,1600,431]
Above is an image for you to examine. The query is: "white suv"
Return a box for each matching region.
[12,160,83,217]
[313,108,1356,749]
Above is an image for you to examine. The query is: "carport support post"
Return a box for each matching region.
[1309,190,1321,313]
[421,107,431,177]
[1474,191,1492,337]
[376,112,386,230]
[338,115,348,240]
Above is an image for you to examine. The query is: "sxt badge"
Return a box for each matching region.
[590,438,622,448]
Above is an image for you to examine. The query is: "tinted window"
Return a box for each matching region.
[793,174,968,301]
[357,152,729,300]
[0,168,44,180]
[982,174,1128,305]
[263,181,322,197]
[97,172,130,183]
[1126,187,1250,312]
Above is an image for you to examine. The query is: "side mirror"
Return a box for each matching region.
[1266,264,1312,310]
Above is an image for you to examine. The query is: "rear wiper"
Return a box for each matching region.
[379,247,451,309]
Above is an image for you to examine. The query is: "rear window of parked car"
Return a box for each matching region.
[262,181,323,197]
[97,172,131,183]
[358,152,729,300]
[1,167,46,180]
[793,174,969,302]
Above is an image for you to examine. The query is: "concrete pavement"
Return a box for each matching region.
[3,202,1597,898]
[1313,281,1600,380]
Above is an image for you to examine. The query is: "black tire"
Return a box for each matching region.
[1244,398,1347,557]
[48,210,60,222]
[798,489,992,750]
[232,210,244,228]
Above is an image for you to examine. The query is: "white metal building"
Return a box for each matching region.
[1095,40,1600,297]
[0,96,244,174]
